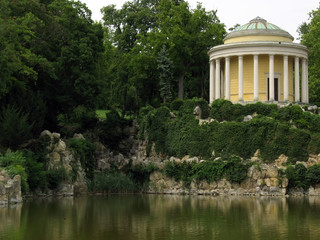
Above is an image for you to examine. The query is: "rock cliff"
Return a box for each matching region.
[0,169,22,204]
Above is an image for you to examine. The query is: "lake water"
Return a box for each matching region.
[1,195,320,240]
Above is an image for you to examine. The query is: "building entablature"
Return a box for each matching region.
[208,41,308,60]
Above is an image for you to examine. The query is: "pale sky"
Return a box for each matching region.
[81,0,319,42]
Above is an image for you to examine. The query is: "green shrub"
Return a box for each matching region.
[166,114,213,158]
[286,164,308,190]
[224,156,250,183]
[47,167,69,190]
[178,99,198,117]
[210,99,234,122]
[245,102,278,117]
[0,106,34,148]
[163,156,250,185]
[141,106,171,154]
[0,149,29,193]
[170,99,184,111]
[308,133,320,154]
[97,109,129,150]
[306,164,320,187]
[194,98,210,119]
[68,138,96,180]
[23,150,47,191]
[126,162,158,189]
[58,105,98,137]
[89,172,137,193]
[193,160,225,183]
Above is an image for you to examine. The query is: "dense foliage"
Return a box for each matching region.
[299,5,320,105]
[163,156,250,186]
[0,0,105,143]
[286,163,320,190]
[0,148,69,193]
[88,162,158,193]
[101,0,226,112]
[68,138,96,180]
[139,99,320,162]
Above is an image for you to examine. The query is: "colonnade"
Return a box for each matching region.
[209,54,309,104]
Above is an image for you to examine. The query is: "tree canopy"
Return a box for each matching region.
[0,0,226,147]
[101,0,226,112]
[299,5,320,105]
[0,0,104,135]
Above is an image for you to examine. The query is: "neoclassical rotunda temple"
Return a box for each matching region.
[208,17,309,104]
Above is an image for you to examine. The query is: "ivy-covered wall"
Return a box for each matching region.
[139,99,320,163]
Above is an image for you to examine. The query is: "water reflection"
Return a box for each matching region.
[0,195,320,240]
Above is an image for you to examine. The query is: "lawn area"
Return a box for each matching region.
[96,110,108,119]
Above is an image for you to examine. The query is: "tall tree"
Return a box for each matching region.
[101,0,226,109]
[157,45,173,103]
[0,0,105,135]
[299,5,320,105]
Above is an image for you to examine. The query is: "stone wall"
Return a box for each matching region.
[0,169,22,204]
[145,151,320,197]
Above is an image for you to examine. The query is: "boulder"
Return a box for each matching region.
[0,172,22,204]
[261,164,278,178]
[296,161,308,169]
[40,130,52,139]
[307,154,320,167]
[55,140,66,152]
[193,106,202,119]
[73,133,85,140]
[275,154,288,168]
[281,177,289,188]
[243,115,253,122]
[253,149,261,157]
[247,165,261,180]
[308,184,320,196]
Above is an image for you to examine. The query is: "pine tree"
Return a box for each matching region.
[157,46,173,103]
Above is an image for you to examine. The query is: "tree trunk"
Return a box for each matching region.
[178,73,184,99]
[201,77,205,98]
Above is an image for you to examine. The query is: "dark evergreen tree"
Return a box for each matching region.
[157,46,173,103]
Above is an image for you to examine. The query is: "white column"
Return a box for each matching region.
[269,54,274,101]
[302,58,307,103]
[283,55,289,102]
[209,60,215,104]
[215,59,220,99]
[295,57,300,102]
[238,56,243,101]
[306,60,309,104]
[221,69,224,99]
[225,57,230,100]
[253,55,259,101]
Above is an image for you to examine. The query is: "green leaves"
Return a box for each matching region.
[299,7,320,104]
[0,149,29,193]
[0,106,34,148]
[163,156,250,186]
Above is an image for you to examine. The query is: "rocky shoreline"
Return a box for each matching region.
[2,126,320,204]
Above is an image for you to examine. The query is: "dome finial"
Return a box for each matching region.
[250,16,267,23]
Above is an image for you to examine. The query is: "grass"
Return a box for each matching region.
[96,110,109,119]
[96,109,135,120]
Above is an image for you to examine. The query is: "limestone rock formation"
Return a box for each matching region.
[39,130,87,196]
[0,170,22,204]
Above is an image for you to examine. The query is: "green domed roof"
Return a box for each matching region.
[234,17,283,31]
[224,17,294,42]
